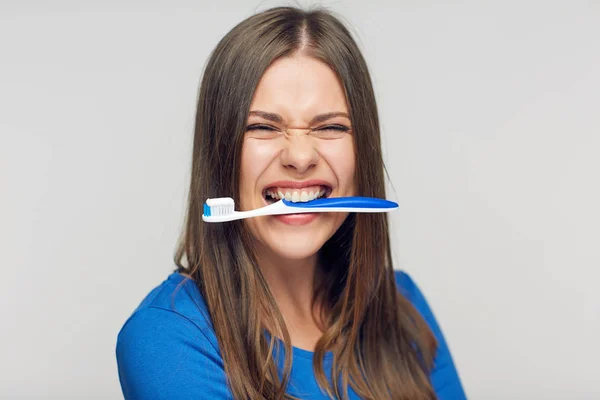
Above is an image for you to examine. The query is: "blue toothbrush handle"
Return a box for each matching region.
[282,196,398,209]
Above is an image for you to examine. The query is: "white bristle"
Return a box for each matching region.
[206,197,235,216]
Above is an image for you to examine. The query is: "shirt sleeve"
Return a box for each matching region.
[396,272,468,400]
[116,307,233,400]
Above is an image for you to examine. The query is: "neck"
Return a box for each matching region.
[255,244,325,350]
[258,250,319,320]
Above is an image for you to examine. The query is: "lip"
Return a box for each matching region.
[273,213,319,225]
[263,179,333,191]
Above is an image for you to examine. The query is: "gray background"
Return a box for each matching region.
[1,0,599,398]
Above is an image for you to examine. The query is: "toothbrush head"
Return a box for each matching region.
[203,197,235,218]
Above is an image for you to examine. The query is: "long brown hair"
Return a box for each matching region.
[175,6,436,399]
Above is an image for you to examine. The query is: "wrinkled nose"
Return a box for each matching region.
[280,130,318,174]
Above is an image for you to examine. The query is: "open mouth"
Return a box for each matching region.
[262,185,332,204]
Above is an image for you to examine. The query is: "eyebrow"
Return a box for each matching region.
[248,110,350,125]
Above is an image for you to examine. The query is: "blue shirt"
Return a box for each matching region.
[116,271,466,399]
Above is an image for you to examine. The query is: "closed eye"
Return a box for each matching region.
[246,124,279,131]
[311,124,351,139]
[316,125,350,132]
[245,124,282,140]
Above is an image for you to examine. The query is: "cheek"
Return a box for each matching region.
[239,140,279,203]
[318,137,356,193]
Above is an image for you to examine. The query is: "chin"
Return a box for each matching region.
[269,242,322,261]
[259,225,330,261]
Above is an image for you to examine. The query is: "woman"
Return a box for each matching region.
[116,6,466,400]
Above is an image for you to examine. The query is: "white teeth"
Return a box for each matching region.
[266,187,328,202]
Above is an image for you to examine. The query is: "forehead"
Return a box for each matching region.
[249,54,349,123]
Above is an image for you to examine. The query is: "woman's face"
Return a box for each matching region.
[239,54,356,262]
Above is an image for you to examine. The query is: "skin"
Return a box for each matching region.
[239,53,356,350]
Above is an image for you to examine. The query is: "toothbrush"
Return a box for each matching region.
[202,196,398,223]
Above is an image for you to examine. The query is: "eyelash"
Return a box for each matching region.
[245,124,350,132]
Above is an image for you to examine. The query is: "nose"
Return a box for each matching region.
[280,130,319,174]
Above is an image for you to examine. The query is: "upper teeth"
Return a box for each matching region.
[266,188,327,202]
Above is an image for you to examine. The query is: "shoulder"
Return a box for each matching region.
[117,273,217,353]
[393,270,468,399]
[116,273,231,399]
[393,270,440,340]
[128,273,212,327]
[393,269,443,338]
[393,269,421,301]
